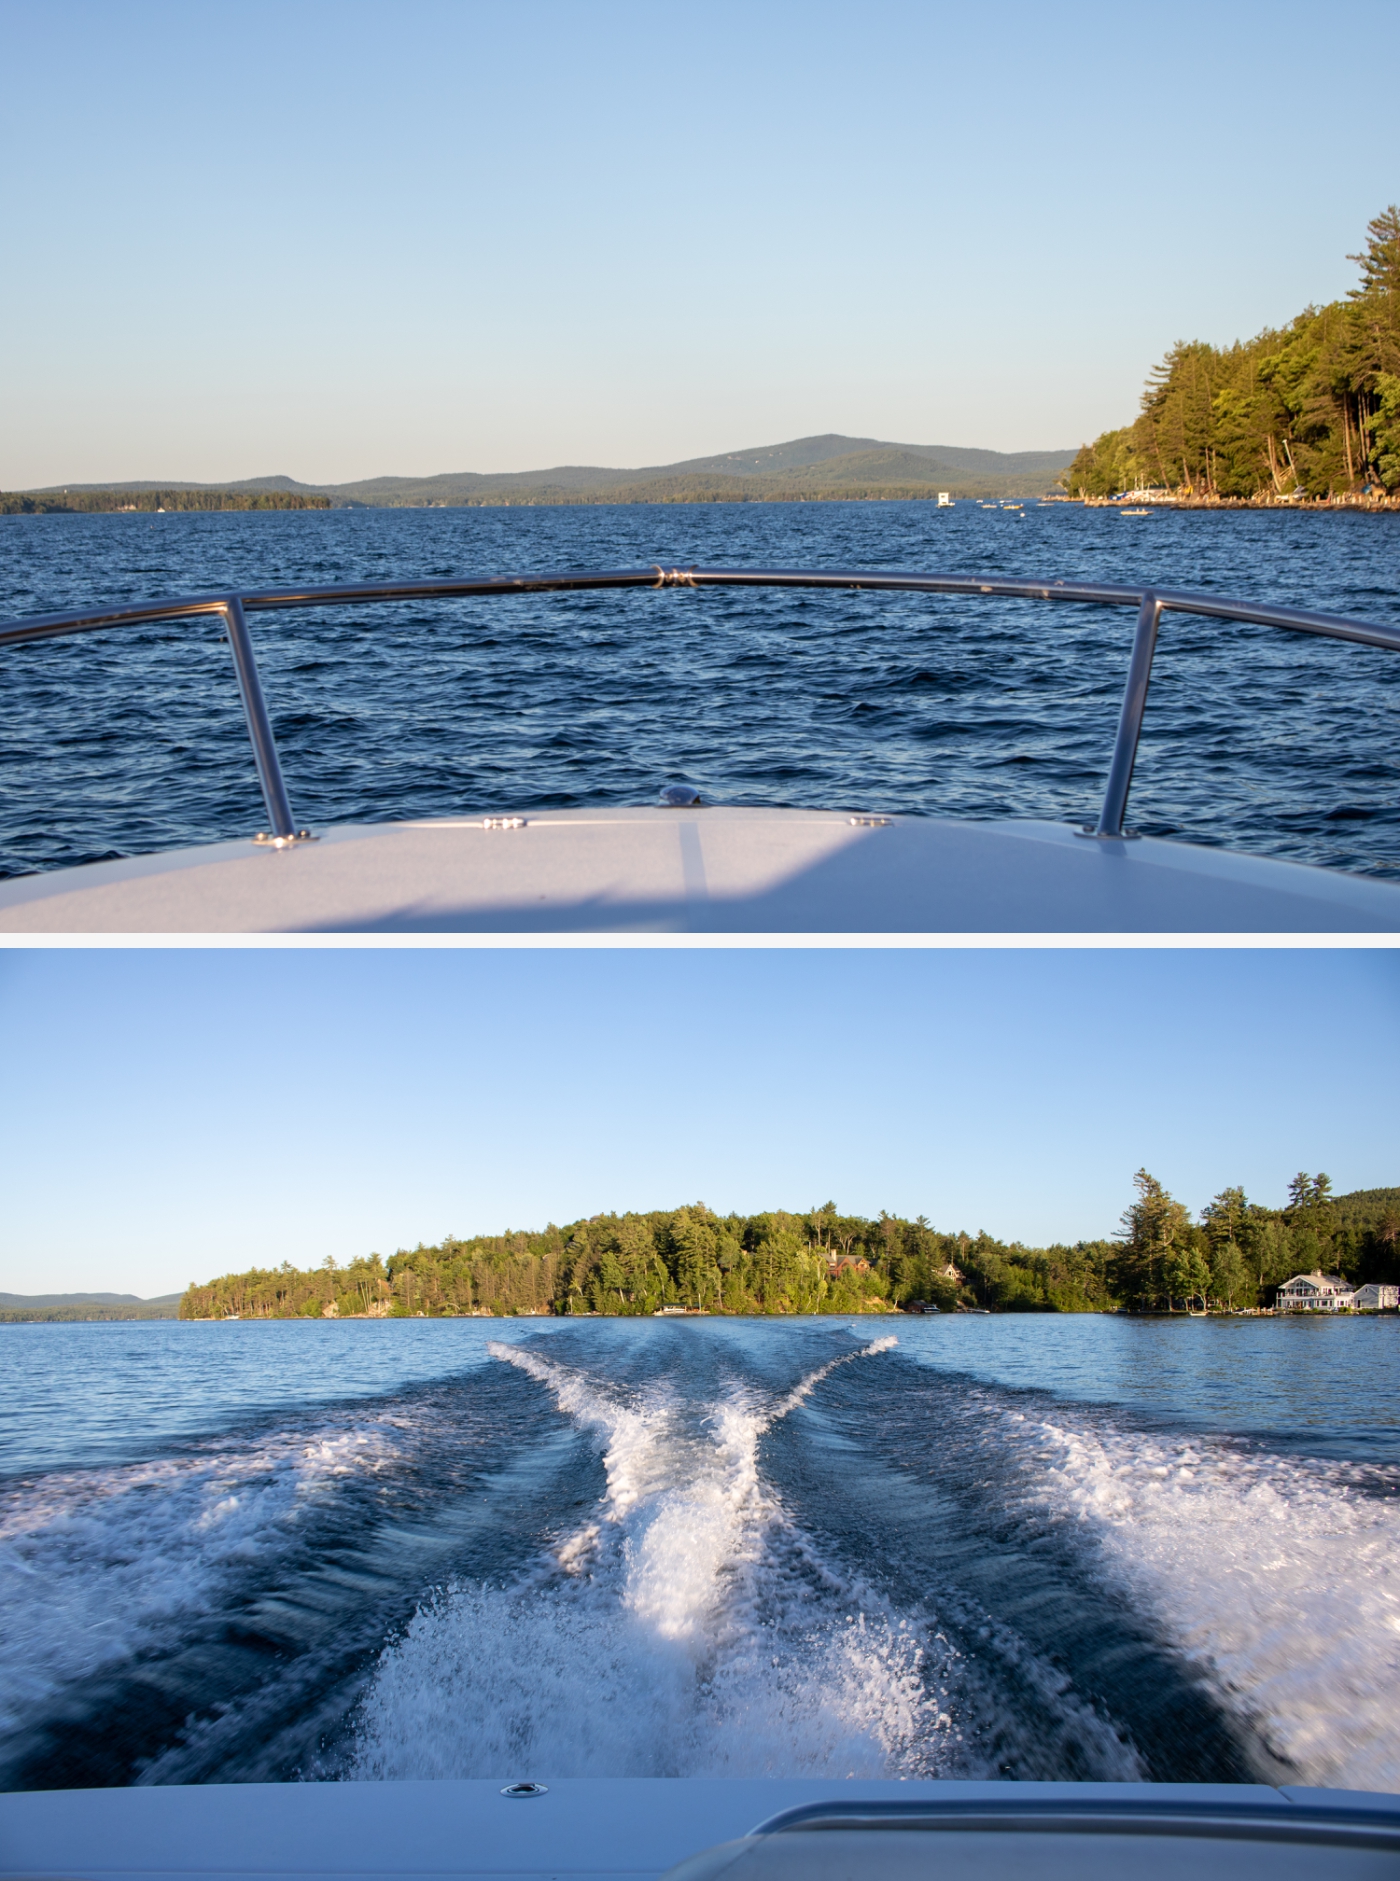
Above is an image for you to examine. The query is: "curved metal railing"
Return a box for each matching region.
[2,565,1397,847]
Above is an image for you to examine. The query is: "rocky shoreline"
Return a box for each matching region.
[1078,492,1400,512]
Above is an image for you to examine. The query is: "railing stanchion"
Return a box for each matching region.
[2,572,1396,862]
[219,595,299,840]
[1095,590,1161,839]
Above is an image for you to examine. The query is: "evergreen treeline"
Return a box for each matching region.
[0,1302,179,1323]
[0,490,331,514]
[1066,207,1400,500]
[178,1182,1399,1320]
[1113,1173,1400,1311]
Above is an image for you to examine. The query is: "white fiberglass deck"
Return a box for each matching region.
[2,1778,1397,1881]
[0,807,1397,934]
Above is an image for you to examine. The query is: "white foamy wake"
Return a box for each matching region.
[351,1339,958,1780]
[0,1420,400,1746]
[1004,1408,1400,1791]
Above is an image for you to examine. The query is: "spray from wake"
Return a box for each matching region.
[769,1335,899,1422]
[351,1335,960,1779]
[0,1421,400,1763]
[1002,1407,1400,1791]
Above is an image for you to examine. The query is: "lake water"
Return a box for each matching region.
[2,1315,1396,1794]
[1,503,1398,879]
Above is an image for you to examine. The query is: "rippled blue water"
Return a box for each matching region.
[2,1317,1396,1793]
[3,1313,1395,1479]
[2,503,1398,878]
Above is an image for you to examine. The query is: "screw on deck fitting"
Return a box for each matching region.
[252,829,316,847]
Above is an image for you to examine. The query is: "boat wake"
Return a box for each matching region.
[0,1423,400,1752]
[3,1322,1395,1791]
[1006,1406,1400,1792]
[351,1335,961,1779]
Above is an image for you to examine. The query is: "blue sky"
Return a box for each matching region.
[2,0,1396,485]
[1,948,1394,1296]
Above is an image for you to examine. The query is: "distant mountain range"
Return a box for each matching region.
[0,1291,181,1306]
[28,434,1078,508]
[0,1290,182,1321]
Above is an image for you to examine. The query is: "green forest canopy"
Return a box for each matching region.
[0,1301,180,1323]
[179,1178,1399,1320]
[1066,206,1400,500]
[0,490,330,514]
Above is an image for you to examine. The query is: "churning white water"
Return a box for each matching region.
[351,1337,958,1779]
[2,1316,1396,1791]
[1002,1405,1400,1791]
[0,1420,402,1750]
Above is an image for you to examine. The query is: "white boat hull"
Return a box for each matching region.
[1,809,1396,934]
[3,1776,1396,1881]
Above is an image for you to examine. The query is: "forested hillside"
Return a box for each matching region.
[0,1300,180,1323]
[178,1179,1399,1320]
[1113,1174,1398,1312]
[1066,207,1400,500]
[10,437,1076,512]
[0,489,330,514]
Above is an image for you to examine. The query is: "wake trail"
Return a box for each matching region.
[0,1419,404,1778]
[998,1405,1400,1791]
[352,1332,954,1779]
[767,1334,900,1423]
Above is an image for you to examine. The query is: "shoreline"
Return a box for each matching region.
[5,490,1398,513]
[1079,493,1400,513]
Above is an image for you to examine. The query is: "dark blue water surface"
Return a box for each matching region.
[1,1317,1396,1794]
[2,503,1398,878]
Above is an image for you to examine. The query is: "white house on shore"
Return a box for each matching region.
[1353,1282,1400,1310]
[1276,1270,1356,1311]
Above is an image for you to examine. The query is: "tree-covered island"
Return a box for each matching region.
[0,489,330,514]
[178,1177,1398,1320]
[1065,207,1400,503]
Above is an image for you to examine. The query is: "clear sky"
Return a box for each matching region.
[2,0,1396,487]
[1,947,1394,1298]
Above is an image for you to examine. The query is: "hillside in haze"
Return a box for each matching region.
[24,434,1078,508]
[0,1291,181,1322]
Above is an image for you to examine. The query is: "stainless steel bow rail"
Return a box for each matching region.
[2,567,1398,846]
